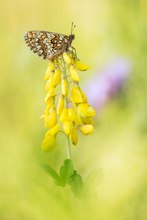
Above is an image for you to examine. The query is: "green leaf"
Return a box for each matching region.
[68,170,84,197]
[59,159,74,186]
[41,164,60,185]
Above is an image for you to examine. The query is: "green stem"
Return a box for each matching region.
[66,136,71,159]
[62,55,72,160]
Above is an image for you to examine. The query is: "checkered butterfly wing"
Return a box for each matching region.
[24,31,74,60]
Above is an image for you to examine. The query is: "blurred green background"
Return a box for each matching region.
[0,0,147,219]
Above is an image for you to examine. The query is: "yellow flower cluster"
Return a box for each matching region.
[41,51,96,152]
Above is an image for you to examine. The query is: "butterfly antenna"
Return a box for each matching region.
[71,22,76,35]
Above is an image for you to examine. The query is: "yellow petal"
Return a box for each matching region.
[60,108,68,122]
[79,124,94,135]
[77,103,96,117]
[44,88,55,103]
[70,127,78,145]
[63,52,74,64]
[63,121,73,135]
[45,74,55,91]
[54,67,61,85]
[68,108,77,121]
[75,60,91,71]
[80,116,94,125]
[44,98,54,112]
[44,61,55,81]
[41,135,56,152]
[44,69,51,81]
[45,123,60,136]
[61,78,68,96]
[70,65,80,82]
[48,61,55,71]
[70,86,84,103]
[57,95,64,116]
[77,103,89,117]
[44,108,57,128]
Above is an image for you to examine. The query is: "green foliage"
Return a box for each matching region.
[59,159,74,186]
[42,159,84,197]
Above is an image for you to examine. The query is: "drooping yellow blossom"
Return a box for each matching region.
[70,86,85,103]
[69,65,80,82]
[45,123,60,136]
[57,95,64,116]
[79,124,94,135]
[54,67,61,85]
[63,121,73,136]
[45,74,55,91]
[77,103,96,117]
[41,51,95,152]
[41,135,56,152]
[44,108,57,128]
[63,52,74,64]
[75,59,91,71]
[70,127,78,145]
[44,61,55,80]
[61,78,68,96]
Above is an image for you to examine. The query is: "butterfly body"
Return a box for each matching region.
[24,30,75,60]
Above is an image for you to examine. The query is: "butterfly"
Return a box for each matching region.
[24,30,75,60]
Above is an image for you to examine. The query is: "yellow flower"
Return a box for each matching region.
[44,97,54,109]
[77,103,96,117]
[41,135,56,152]
[70,127,78,145]
[70,86,85,103]
[80,116,94,125]
[44,88,55,103]
[69,65,80,82]
[45,74,55,91]
[54,67,61,85]
[44,108,57,128]
[41,49,95,153]
[48,61,55,71]
[57,95,64,116]
[79,124,94,135]
[61,78,68,96]
[60,108,68,122]
[63,52,74,64]
[60,108,77,122]
[63,121,73,135]
[45,123,60,136]
[44,61,55,80]
[75,60,91,71]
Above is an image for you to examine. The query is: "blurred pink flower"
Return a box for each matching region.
[83,56,132,112]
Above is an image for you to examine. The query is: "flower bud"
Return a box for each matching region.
[68,108,77,121]
[63,121,73,135]
[70,127,78,145]
[75,60,91,71]
[44,88,55,103]
[45,74,55,91]
[60,108,68,122]
[70,86,84,103]
[77,103,96,117]
[44,108,57,128]
[44,61,55,80]
[70,65,80,82]
[41,135,56,152]
[54,67,61,85]
[79,124,94,135]
[80,116,94,125]
[63,52,74,64]
[61,78,68,96]
[45,123,60,136]
[57,95,64,116]
[44,98,54,110]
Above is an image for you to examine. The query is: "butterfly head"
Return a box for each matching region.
[69,34,75,42]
